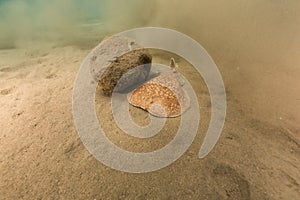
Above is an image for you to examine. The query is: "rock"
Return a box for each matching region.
[89,36,152,96]
[99,49,152,96]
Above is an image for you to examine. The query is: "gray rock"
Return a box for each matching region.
[89,36,152,96]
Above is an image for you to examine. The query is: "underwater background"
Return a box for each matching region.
[0,0,155,48]
[0,1,299,199]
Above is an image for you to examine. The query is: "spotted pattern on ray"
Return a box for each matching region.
[128,58,190,118]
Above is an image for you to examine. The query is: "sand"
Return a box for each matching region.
[0,41,299,199]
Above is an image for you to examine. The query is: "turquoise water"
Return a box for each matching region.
[0,0,109,48]
[0,0,106,22]
[0,0,155,48]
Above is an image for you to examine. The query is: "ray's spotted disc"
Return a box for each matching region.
[128,58,190,118]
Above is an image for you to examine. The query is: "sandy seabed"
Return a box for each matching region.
[0,41,299,199]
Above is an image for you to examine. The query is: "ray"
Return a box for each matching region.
[128,58,190,118]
